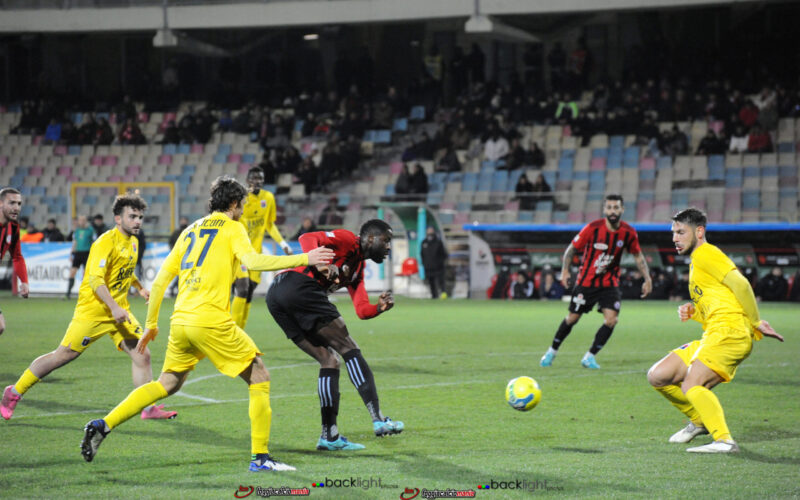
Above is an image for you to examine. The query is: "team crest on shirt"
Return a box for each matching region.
[241,264,247,272]
[6,234,10,244]
[99,259,106,268]
[614,301,621,310]
[260,200,267,208]
[616,240,624,248]
[678,343,690,350]
[133,243,137,253]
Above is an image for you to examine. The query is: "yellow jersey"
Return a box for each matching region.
[146,212,307,330]
[73,228,139,322]
[239,189,283,251]
[689,243,750,333]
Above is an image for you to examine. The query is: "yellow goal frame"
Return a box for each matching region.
[70,182,177,233]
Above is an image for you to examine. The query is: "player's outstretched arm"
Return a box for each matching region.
[756,320,784,342]
[560,244,575,288]
[722,268,767,338]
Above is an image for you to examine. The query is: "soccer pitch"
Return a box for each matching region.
[0,294,798,499]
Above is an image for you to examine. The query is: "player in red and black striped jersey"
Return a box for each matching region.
[0,188,29,336]
[540,194,652,369]
[266,219,403,452]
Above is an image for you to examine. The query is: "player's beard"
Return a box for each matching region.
[606,214,620,226]
[678,235,697,255]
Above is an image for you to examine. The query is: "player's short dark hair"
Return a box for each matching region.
[359,219,393,239]
[672,207,707,227]
[112,193,147,216]
[604,194,624,205]
[247,166,265,178]
[209,175,247,213]
[0,187,20,200]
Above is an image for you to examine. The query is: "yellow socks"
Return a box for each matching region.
[249,381,271,455]
[654,384,702,425]
[105,381,168,430]
[231,296,247,328]
[685,385,732,441]
[13,369,40,395]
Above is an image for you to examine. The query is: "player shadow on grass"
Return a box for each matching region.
[732,448,800,465]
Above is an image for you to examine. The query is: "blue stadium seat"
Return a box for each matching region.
[761,166,778,177]
[779,165,796,178]
[182,165,196,175]
[638,191,655,201]
[709,163,725,181]
[542,171,557,188]
[242,153,256,164]
[517,211,534,222]
[725,168,743,188]
[558,157,574,169]
[456,202,472,212]
[19,186,33,196]
[374,130,392,144]
[384,184,395,195]
[426,193,443,205]
[481,160,498,171]
[438,212,454,224]
[362,130,376,142]
[507,170,523,190]
[491,171,509,191]
[163,174,179,181]
[607,155,623,169]
[294,120,304,132]
[263,184,277,193]
[623,157,639,168]
[336,193,351,207]
[623,146,640,158]
[14,166,28,176]
[217,144,232,156]
[535,201,554,212]
[573,170,589,181]
[778,142,795,153]
[560,149,576,160]
[587,191,604,201]
[743,166,759,178]
[477,172,493,191]
[177,144,191,155]
[392,118,408,132]
[742,191,759,209]
[84,195,98,205]
[213,154,227,164]
[446,172,463,184]
[68,145,82,155]
[162,144,177,155]
[779,187,798,198]
[640,169,656,180]
[154,194,170,204]
[656,156,672,170]
[431,172,448,185]
[462,173,478,191]
[409,106,425,121]
[609,136,624,149]
[32,186,46,196]
[552,211,568,222]
[592,148,609,158]
[708,155,724,168]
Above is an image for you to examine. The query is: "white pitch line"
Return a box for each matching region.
[7,360,792,420]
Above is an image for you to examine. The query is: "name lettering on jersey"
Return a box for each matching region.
[593,243,608,250]
[202,219,226,228]
[110,266,135,291]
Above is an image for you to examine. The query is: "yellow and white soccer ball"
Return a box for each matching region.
[505,376,542,411]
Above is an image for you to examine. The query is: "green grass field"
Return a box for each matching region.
[0,293,798,499]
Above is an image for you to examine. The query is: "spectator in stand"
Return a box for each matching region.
[318,141,343,185]
[20,221,43,243]
[415,131,436,160]
[670,269,691,301]
[77,114,97,145]
[44,119,62,145]
[483,124,509,164]
[747,124,773,153]
[258,154,277,185]
[278,146,302,175]
[540,267,565,300]
[729,125,749,153]
[504,138,527,170]
[61,122,77,145]
[218,110,233,132]
[161,120,180,145]
[94,118,114,146]
[410,163,429,197]
[91,214,107,240]
[435,144,461,172]
[511,273,535,300]
[648,269,674,300]
[394,164,412,200]
[118,118,145,145]
[790,270,800,302]
[738,99,759,129]
[18,216,29,236]
[297,156,318,195]
[290,217,317,240]
[531,173,553,204]
[515,173,535,210]
[525,141,546,169]
[115,95,136,123]
[755,267,788,301]
[450,121,471,150]
[317,197,343,226]
[42,219,64,242]
[662,125,689,156]
[695,129,726,155]
[554,92,579,122]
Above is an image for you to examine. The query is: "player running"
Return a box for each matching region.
[2,194,176,420]
[0,187,29,336]
[540,194,652,369]
[231,167,292,329]
[80,176,333,472]
[266,219,403,452]
[647,208,783,453]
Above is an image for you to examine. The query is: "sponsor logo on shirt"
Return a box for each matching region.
[260,200,267,208]
[99,259,106,268]
[593,243,608,250]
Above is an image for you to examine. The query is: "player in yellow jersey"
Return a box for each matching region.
[1,194,177,421]
[231,167,291,329]
[647,208,784,453]
[80,176,333,472]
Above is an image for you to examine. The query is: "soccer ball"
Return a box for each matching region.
[505,376,542,411]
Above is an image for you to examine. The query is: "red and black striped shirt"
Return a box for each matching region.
[0,220,29,284]
[571,219,641,288]
[286,229,379,320]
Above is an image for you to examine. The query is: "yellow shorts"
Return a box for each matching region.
[672,325,753,382]
[234,261,262,283]
[162,323,262,378]
[60,314,143,353]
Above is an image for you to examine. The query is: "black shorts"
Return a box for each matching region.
[266,271,340,345]
[568,286,622,314]
[72,251,89,269]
